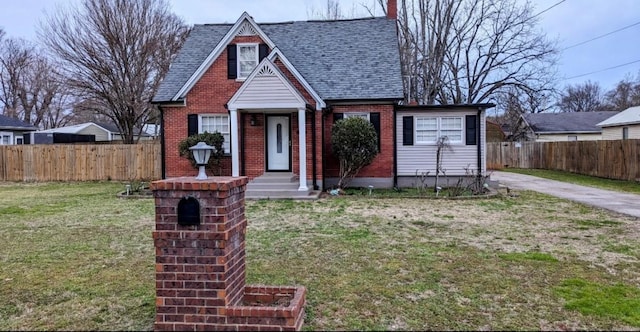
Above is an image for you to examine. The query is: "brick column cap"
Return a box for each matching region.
[151,176,248,191]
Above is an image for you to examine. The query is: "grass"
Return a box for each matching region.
[502,168,640,194]
[554,278,640,326]
[1,182,639,330]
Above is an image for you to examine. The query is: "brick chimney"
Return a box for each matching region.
[387,0,397,20]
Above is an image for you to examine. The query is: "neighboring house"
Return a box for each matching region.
[0,114,37,145]
[152,1,490,191]
[519,111,619,142]
[31,122,151,144]
[396,104,493,187]
[597,105,640,140]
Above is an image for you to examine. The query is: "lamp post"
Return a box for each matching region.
[189,142,214,180]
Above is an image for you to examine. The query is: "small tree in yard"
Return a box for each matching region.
[331,117,378,189]
[178,132,225,176]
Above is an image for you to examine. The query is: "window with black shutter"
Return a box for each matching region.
[465,115,477,145]
[402,116,414,146]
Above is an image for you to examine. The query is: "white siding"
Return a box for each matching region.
[78,124,110,141]
[601,124,640,140]
[232,75,303,106]
[535,133,602,142]
[396,110,486,176]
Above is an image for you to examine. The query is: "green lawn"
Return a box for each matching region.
[0,182,639,330]
[502,168,640,194]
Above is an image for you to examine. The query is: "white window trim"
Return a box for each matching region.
[622,127,629,140]
[236,43,259,80]
[344,112,370,121]
[415,116,464,145]
[198,114,231,154]
[15,136,23,145]
[0,131,13,145]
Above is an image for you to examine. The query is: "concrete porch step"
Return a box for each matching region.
[246,182,300,191]
[249,172,298,184]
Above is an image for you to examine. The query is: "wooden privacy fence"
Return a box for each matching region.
[487,140,640,181]
[0,143,161,182]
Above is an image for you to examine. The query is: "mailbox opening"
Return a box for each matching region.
[177,196,200,226]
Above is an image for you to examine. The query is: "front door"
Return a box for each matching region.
[266,115,290,171]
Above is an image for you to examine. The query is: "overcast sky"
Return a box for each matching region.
[1,0,639,93]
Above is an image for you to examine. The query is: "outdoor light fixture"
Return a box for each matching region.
[250,114,257,126]
[189,141,214,180]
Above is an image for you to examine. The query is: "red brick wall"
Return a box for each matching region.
[152,177,305,331]
[323,104,395,178]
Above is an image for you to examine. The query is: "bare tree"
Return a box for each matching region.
[557,81,605,112]
[603,75,640,111]
[0,37,72,128]
[40,0,188,143]
[308,0,360,20]
[373,0,558,105]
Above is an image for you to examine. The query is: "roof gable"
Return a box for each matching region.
[267,48,325,110]
[172,12,276,101]
[523,112,620,133]
[597,106,640,127]
[228,59,306,110]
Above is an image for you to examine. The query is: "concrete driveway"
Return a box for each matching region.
[491,171,640,218]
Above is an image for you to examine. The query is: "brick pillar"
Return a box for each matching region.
[152,177,248,331]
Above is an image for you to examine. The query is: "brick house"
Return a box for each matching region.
[152,1,403,194]
[153,0,493,195]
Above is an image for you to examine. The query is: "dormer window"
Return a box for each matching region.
[227,43,269,80]
[238,44,258,79]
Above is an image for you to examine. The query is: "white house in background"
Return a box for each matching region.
[597,105,640,140]
[31,122,152,143]
[519,111,619,142]
[0,114,37,145]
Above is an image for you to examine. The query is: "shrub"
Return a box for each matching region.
[331,116,378,188]
[178,132,225,176]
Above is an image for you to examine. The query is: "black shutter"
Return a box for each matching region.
[370,112,381,152]
[259,44,269,62]
[466,115,477,145]
[227,45,237,79]
[402,116,413,146]
[23,134,30,144]
[333,113,343,123]
[187,114,198,137]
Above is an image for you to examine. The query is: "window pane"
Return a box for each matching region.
[441,117,462,129]
[416,118,437,130]
[238,45,257,78]
[200,115,230,153]
[344,113,369,120]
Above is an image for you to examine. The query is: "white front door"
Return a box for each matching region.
[266,116,290,171]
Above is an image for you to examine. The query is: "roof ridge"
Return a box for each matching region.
[200,16,386,27]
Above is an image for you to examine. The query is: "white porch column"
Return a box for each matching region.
[297,108,308,191]
[229,109,240,177]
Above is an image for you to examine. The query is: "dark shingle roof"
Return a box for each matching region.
[523,112,620,133]
[153,17,404,103]
[0,114,37,130]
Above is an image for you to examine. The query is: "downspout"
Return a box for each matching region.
[309,106,318,190]
[320,107,328,191]
[158,105,166,179]
[240,112,246,176]
[477,108,482,177]
[393,105,398,188]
